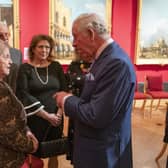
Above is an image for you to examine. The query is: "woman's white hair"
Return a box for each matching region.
[0,40,8,55]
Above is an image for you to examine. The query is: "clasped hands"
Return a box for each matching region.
[45,107,64,127]
[41,91,71,127]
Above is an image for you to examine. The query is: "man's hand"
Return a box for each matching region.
[53,91,72,108]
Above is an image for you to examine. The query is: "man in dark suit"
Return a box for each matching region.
[0,22,22,92]
[54,13,136,168]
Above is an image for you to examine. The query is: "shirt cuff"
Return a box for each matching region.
[62,95,72,112]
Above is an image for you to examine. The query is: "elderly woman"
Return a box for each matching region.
[0,40,38,167]
[16,34,67,168]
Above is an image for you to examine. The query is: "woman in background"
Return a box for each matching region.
[16,34,67,168]
[0,40,38,167]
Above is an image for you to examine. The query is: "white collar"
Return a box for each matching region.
[95,38,114,60]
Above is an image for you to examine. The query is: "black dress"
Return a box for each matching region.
[16,61,67,156]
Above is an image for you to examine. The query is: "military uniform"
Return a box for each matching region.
[66,60,91,163]
[0,81,33,168]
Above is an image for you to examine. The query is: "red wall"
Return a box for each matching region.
[20,0,49,58]
[112,0,137,63]
[19,0,168,82]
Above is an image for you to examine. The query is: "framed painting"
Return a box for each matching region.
[49,0,112,64]
[135,0,168,65]
[0,0,20,48]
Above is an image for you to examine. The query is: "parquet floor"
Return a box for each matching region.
[42,99,168,168]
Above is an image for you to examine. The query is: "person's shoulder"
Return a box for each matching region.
[10,47,22,54]
[50,61,65,73]
[20,62,30,67]
[19,63,33,72]
[69,61,81,68]
[10,47,20,51]
[9,47,22,65]
[71,60,80,65]
[50,60,62,67]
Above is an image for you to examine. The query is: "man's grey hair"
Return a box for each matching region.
[73,13,109,37]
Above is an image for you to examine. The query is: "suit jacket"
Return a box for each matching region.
[64,42,136,168]
[10,48,22,66]
[5,48,22,92]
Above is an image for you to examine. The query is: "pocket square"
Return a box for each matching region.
[86,72,95,81]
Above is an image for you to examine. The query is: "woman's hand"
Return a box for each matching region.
[26,130,39,153]
[36,109,63,127]
[47,113,62,127]
[55,108,63,125]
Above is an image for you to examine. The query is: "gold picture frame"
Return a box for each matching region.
[13,0,20,49]
[135,0,168,65]
[0,0,20,48]
[49,0,112,64]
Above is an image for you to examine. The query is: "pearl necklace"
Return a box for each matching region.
[34,66,48,85]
